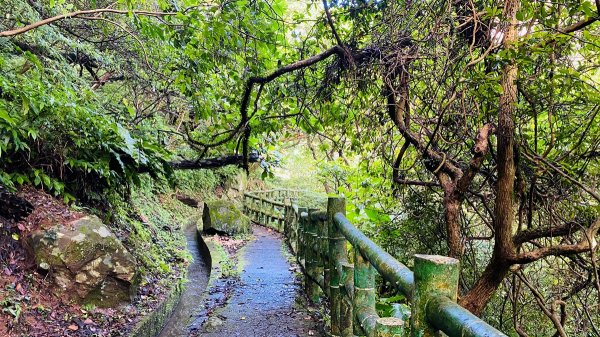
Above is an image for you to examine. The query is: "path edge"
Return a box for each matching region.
[128,224,213,337]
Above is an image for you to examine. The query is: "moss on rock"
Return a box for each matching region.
[202,200,250,236]
[30,216,138,307]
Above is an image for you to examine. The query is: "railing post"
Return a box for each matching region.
[270,202,275,228]
[411,255,459,337]
[298,207,308,268]
[277,210,284,232]
[259,198,265,224]
[284,201,291,238]
[256,197,260,223]
[253,197,256,220]
[317,215,329,297]
[340,262,354,337]
[247,196,252,221]
[327,196,346,337]
[264,198,269,225]
[306,208,321,302]
[353,248,405,337]
[354,249,376,336]
[293,206,299,254]
[253,197,257,221]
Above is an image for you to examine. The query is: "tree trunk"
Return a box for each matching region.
[459,257,512,315]
[440,174,463,258]
[444,196,463,259]
[460,0,520,315]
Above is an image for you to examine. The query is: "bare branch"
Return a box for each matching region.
[455,123,495,193]
[514,219,600,263]
[513,221,580,245]
[394,179,440,187]
[521,149,600,203]
[0,8,178,37]
[558,16,599,34]
[162,154,260,170]
[516,272,568,337]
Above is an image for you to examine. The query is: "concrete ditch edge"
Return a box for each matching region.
[128,227,213,337]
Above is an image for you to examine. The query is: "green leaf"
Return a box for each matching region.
[0,109,15,125]
[42,175,51,188]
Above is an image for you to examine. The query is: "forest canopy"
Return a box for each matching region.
[1,0,599,335]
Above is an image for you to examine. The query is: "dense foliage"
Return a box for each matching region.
[1,0,599,335]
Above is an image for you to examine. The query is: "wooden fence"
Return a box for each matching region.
[243,190,507,337]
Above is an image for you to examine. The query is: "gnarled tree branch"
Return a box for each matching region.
[0,8,178,37]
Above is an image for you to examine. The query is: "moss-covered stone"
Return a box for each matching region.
[202,200,250,236]
[29,216,138,307]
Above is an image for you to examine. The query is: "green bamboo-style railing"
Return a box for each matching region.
[243,190,507,337]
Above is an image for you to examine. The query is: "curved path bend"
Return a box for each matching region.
[158,225,322,337]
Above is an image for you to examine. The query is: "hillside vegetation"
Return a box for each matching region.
[1,0,599,336]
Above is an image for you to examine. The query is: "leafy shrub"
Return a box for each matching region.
[0,51,170,201]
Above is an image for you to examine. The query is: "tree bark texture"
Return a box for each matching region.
[460,0,520,315]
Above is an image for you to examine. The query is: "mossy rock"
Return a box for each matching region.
[202,200,250,236]
[29,216,138,307]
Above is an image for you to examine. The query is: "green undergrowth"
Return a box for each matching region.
[175,166,241,201]
[105,175,191,292]
[99,167,244,297]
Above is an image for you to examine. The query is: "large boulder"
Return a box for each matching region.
[30,216,138,307]
[202,200,250,236]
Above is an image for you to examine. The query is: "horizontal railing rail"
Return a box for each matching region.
[243,191,507,337]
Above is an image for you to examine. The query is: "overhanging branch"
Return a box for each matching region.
[168,153,260,170]
[186,46,345,167]
[0,8,178,37]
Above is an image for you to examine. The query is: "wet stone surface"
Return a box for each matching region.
[200,225,323,337]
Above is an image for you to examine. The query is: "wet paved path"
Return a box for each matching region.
[200,225,323,337]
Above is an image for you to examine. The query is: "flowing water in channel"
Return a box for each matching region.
[157,225,211,337]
